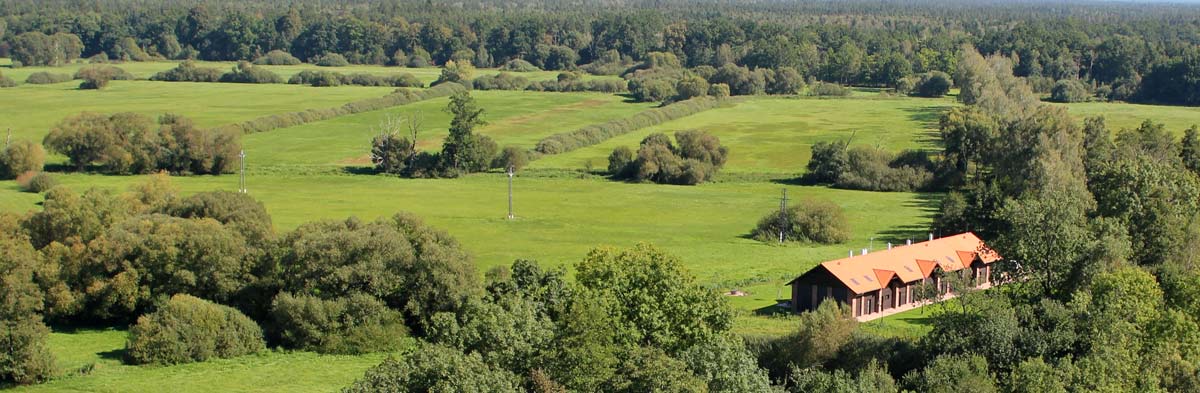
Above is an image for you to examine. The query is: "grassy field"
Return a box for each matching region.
[0,81,396,142]
[3,62,1198,390]
[1057,101,1200,133]
[242,90,655,166]
[9,328,394,393]
[530,95,955,174]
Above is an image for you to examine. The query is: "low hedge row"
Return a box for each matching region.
[216,82,466,134]
[534,96,723,155]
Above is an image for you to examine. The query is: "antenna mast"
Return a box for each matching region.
[238,150,247,193]
[506,165,515,219]
[778,188,788,243]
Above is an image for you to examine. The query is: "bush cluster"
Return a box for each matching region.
[536,96,722,155]
[808,81,852,96]
[911,71,952,97]
[150,60,224,82]
[24,72,72,85]
[220,82,465,134]
[0,140,46,179]
[1049,79,1091,103]
[270,293,408,354]
[807,141,938,191]
[752,198,851,244]
[253,50,302,65]
[43,113,239,174]
[472,72,531,90]
[0,71,14,88]
[313,53,350,67]
[75,65,134,90]
[287,70,422,87]
[499,59,540,72]
[218,62,283,84]
[529,75,626,93]
[432,60,474,86]
[0,230,56,385]
[16,172,56,193]
[609,130,729,185]
[125,294,264,365]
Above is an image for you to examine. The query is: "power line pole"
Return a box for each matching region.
[238,150,247,193]
[778,188,788,243]
[506,165,515,219]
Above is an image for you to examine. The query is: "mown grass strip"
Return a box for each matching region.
[215,82,467,134]
[533,96,732,155]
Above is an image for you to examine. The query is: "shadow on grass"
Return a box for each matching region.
[902,104,952,147]
[98,348,127,362]
[753,301,793,316]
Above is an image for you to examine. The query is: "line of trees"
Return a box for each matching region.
[42,112,240,175]
[1,0,1197,105]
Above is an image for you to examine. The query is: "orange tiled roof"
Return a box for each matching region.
[811,232,998,295]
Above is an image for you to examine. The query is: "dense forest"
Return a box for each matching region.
[1,0,1199,104]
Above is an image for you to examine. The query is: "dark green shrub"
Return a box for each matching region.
[345,343,521,393]
[24,72,72,84]
[288,70,344,86]
[500,59,539,72]
[0,72,14,88]
[150,60,223,82]
[125,294,264,365]
[809,81,852,96]
[708,83,731,98]
[473,72,530,90]
[75,65,133,90]
[270,292,408,354]
[17,172,56,193]
[709,63,768,95]
[371,133,418,175]
[913,71,953,97]
[752,198,850,244]
[9,31,82,66]
[767,67,805,95]
[614,130,728,185]
[536,96,722,155]
[1049,79,1090,103]
[313,53,350,67]
[253,50,301,65]
[407,48,433,67]
[834,147,934,191]
[608,146,635,176]
[433,60,474,86]
[0,140,45,179]
[164,190,274,244]
[492,145,530,171]
[219,62,283,84]
[275,214,477,334]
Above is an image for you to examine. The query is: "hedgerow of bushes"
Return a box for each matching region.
[535,96,722,155]
[313,53,350,67]
[125,294,265,365]
[75,65,134,90]
[24,72,72,84]
[287,70,422,87]
[150,60,224,82]
[216,82,465,134]
[218,62,283,84]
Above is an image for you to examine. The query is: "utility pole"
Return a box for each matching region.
[238,150,247,193]
[778,188,789,243]
[506,165,515,219]
[5,129,10,148]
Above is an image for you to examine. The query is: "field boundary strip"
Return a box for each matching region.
[211,82,467,134]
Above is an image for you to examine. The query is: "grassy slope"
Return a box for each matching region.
[10,329,391,393]
[530,96,955,174]
[1057,101,1200,132]
[242,91,654,166]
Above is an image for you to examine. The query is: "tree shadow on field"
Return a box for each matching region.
[340,166,377,175]
[876,192,945,245]
[98,348,126,362]
[903,105,953,148]
[754,301,793,316]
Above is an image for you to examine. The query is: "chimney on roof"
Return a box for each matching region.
[861,248,868,256]
[929,233,934,241]
[906,239,912,245]
[887,242,892,250]
[849,250,853,258]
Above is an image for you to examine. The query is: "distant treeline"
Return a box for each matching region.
[0,0,1198,104]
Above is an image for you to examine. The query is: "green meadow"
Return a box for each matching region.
[2,58,1196,390]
